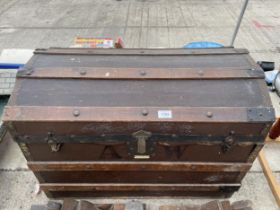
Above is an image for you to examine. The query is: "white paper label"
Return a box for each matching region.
[158,110,172,119]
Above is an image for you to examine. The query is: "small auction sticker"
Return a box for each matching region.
[158,110,172,119]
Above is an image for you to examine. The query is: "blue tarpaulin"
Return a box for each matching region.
[0,63,24,69]
[183,41,224,49]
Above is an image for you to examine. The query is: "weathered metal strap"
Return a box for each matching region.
[34,48,249,56]
[28,161,252,172]
[14,134,263,143]
[40,183,241,192]
[3,106,274,123]
[17,67,264,80]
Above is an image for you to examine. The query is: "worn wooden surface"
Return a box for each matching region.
[33,48,250,55]
[28,161,250,184]
[3,106,272,123]
[28,161,252,172]
[38,183,240,198]
[17,67,265,80]
[24,142,258,162]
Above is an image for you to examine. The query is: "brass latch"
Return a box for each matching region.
[132,130,152,158]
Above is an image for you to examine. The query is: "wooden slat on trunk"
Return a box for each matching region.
[28,161,251,172]
[17,67,264,80]
[40,183,241,192]
[34,48,249,55]
[3,106,274,123]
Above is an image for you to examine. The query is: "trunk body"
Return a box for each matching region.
[3,48,274,198]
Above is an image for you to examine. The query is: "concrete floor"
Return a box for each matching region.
[0,0,280,209]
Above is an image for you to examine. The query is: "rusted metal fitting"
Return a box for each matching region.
[73,109,80,117]
[79,70,87,75]
[49,143,62,152]
[222,134,235,153]
[141,109,149,116]
[206,111,213,118]
[225,136,234,144]
[140,70,146,76]
[198,70,204,76]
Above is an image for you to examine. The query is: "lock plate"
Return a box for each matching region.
[129,130,154,158]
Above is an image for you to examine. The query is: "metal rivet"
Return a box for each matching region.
[140,70,146,76]
[80,70,87,75]
[206,111,213,118]
[141,109,149,116]
[198,70,204,76]
[73,109,80,117]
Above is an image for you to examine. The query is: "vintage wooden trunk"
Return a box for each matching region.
[3,47,275,198]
